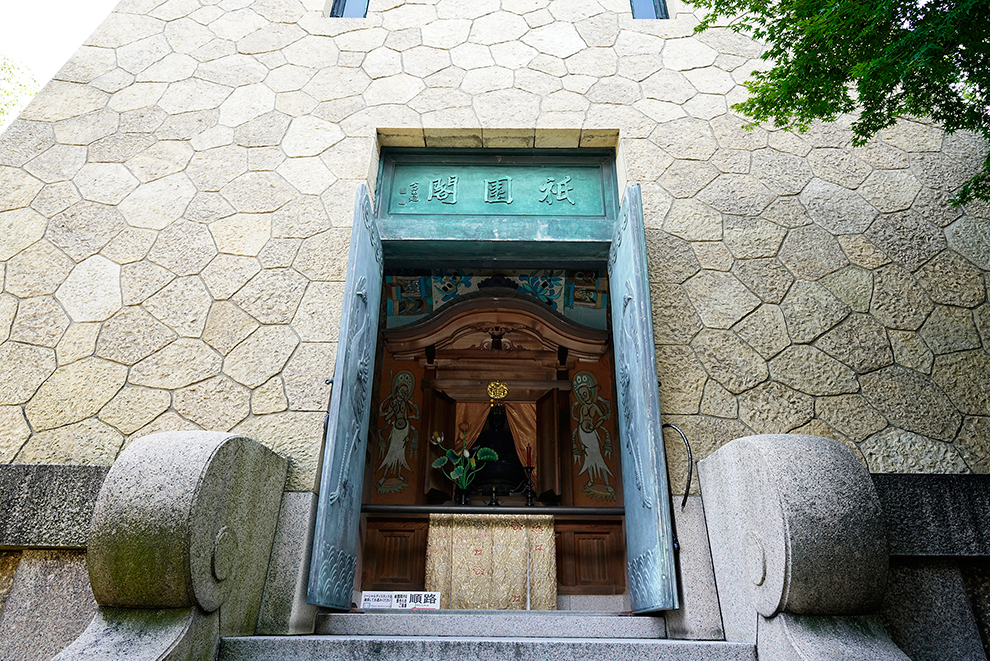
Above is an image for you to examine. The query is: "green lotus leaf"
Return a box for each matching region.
[475,448,498,462]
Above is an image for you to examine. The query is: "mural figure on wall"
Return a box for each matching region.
[571,371,616,501]
[375,369,419,493]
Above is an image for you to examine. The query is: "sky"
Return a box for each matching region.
[0,0,122,129]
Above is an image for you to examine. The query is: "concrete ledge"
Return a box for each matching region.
[665,496,724,641]
[699,434,887,645]
[316,611,666,639]
[758,614,910,661]
[0,465,109,548]
[53,606,219,661]
[53,431,287,660]
[962,559,990,658]
[0,552,19,611]
[0,550,97,661]
[376,128,618,150]
[220,636,756,661]
[558,595,630,611]
[872,474,990,556]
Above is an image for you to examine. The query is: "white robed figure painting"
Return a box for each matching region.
[375,370,419,493]
[571,371,616,501]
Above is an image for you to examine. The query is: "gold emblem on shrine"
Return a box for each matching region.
[487,380,508,406]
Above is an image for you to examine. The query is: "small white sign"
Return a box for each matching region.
[360,591,441,609]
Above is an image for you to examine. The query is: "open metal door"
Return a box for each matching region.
[608,184,679,613]
[308,184,383,609]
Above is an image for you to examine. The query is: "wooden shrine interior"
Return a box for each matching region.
[361,288,627,598]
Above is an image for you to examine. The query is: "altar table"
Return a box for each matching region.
[425,513,556,610]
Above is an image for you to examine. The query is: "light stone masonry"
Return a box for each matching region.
[0,0,986,492]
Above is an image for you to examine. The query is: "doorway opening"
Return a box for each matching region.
[307,149,677,615]
[360,271,627,608]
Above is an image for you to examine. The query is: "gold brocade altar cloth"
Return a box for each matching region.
[425,514,556,610]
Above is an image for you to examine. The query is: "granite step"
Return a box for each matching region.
[315,610,667,639]
[219,636,756,661]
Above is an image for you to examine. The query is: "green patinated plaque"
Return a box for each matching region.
[378,150,617,221]
[388,163,606,217]
[376,149,619,268]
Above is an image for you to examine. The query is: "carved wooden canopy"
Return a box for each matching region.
[382,288,609,402]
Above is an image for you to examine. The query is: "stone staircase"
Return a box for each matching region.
[218,611,756,660]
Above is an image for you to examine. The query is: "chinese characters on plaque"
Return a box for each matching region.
[539,176,575,205]
[485,177,512,204]
[428,175,458,204]
[396,174,578,207]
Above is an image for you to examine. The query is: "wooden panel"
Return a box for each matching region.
[365,516,626,596]
[383,293,608,361]
[575,535,609,584]
[567,352,622,507]
[536,390,559,499]
[555,517,625,595]
[362,517,428,591]
[368,353,426,505]
[425,390,455,501]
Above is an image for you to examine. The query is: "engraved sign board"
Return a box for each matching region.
[377,150,619,268]
[386,164,606,218]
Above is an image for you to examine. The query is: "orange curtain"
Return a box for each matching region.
[454,402,490,451]
[454,401,538,479]
[505,402,537,479]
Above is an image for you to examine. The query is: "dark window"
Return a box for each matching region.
[631,0,668,19]
[327,0,369,17]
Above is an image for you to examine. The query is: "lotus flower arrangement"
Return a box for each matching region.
[430,425,498,491]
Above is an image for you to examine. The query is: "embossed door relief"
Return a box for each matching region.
[608,184,679,613]
[308,184,384,610]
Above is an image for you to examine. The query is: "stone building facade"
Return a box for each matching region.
[2,0,987,491]
[0,0,989,655]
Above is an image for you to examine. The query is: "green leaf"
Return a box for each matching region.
[685,0,990,205]
[450,466,464,480]
[446,449,459,463]
[432,456,448,469]
[475,448,498,462]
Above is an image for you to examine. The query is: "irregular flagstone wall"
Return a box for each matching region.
[0,0,987,492]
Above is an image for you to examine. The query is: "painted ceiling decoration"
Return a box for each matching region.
[385,269,609,330]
